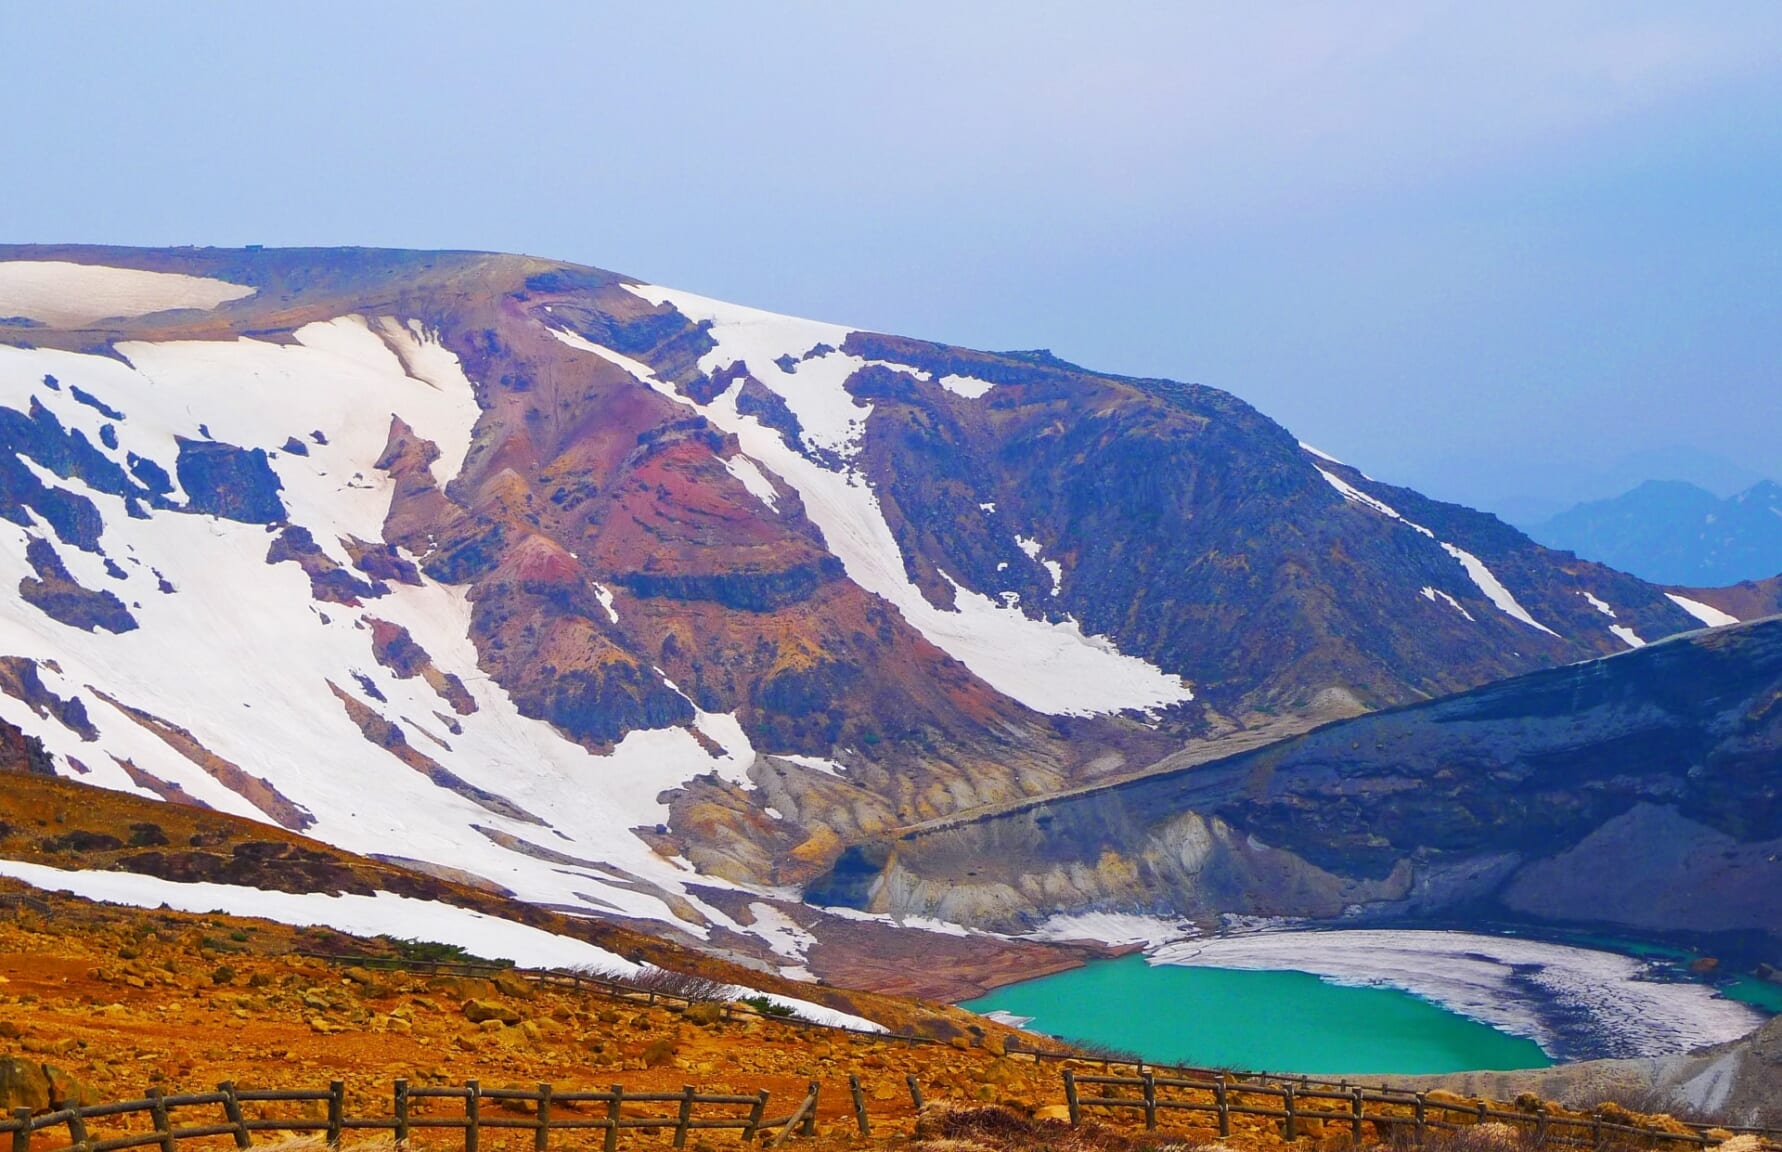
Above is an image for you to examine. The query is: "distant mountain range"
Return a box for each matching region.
[1525,479,1782,586]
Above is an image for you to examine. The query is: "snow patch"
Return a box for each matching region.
[591,582,619,624]
[723,454,780,512]
[1316,468,1433,538]
[1014,535,1064,596]
[1666,593,1739,629]
[1579,591,1617,618]
[1441,543,1560,637]
[746,901,819,961]
[0,261,255,327]
[774,753,844,777]
[0,859,639,973]
[981,1009,1035,1029]
[938,374,996,400]
[1420,586,1476,622]
[1027,911,1199,949]
[1610,624,1646,649]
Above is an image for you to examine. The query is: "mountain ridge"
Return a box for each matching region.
[1526,478,1782,586]
[0,243,1769,983]
[811,614,1782,954]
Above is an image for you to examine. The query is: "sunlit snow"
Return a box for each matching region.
[588,288,1194,717]
[937,374,996,399]
[0,324,770,938]
[0,261,255,327]
[1666,593,1739,629]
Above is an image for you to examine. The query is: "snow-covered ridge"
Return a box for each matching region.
[0,261,255,327]
[574,286,1195,718]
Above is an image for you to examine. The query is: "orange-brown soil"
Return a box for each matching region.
[2,881,1747,1152]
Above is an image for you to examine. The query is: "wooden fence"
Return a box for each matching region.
[4,1079,822,1152]
[1063,1070,1782,1149]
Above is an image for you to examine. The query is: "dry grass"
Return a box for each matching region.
[574,963,734,1002]
[909,1104,1216,1152]
[245,1139,404,1152]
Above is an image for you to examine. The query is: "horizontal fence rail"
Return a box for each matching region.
[1061,1070,1782,1149]
[6,1068,1780,1152]
[4,1079,823,1152]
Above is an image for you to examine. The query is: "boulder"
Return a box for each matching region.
[0,1058,51,1113]
[684,1002,723,1026]
[462,999,522,1026]
[43,1066,97,1108]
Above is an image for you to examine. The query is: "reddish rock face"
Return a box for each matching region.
[0,243,1744,907]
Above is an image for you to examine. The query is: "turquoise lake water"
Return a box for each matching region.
[963,953,1552,1077]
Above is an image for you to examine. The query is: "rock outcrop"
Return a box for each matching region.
[813,616,1782,947]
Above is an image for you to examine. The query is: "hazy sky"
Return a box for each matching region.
[3,3,1779,519]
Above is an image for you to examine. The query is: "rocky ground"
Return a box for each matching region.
[3,879,1770,1152]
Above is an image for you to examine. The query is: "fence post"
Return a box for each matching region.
[13,1108,32,1152]
[742,1091,767,1143]
[395,1081,410,1146]
[907,1076,924,1111]
[149,1088,177,1152]
[325,1082,344,1149]
[1415,1093,1428,1140]
[64,1107,91,1152]
[535,1083,552,1152]
[1283,1083,1297,1142]
[604,1085,623,1152]
[1535,1104,1550,1149]
[801,1081,819,1138]
[1215,1077,1231,1139]
[672,1085,695,1150]
[1063,1070,1080,1126]
[1142,1073,1157,1131]
[1351,1087,1365,1142]
[220,1081,251,1149]
[849,1076,870,1137]
[1593,1112,1604,1149]
[466,1079,481,1152]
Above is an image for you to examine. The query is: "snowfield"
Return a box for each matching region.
[0,261,255,327]
[0,320,779,953]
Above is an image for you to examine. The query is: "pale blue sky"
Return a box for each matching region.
[3,2,1779,519]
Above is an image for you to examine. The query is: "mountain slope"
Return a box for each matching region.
[815,615,1782,948]
[0,244,1754,976]
[1526,479,1782,586]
